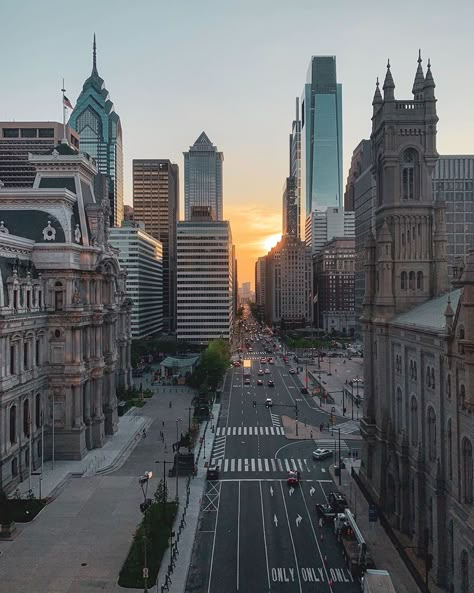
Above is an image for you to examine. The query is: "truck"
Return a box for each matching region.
[334,509,375,579]
[361,569,396,593]
[243,359,252,378]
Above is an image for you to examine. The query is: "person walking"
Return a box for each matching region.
[169,401,172,409]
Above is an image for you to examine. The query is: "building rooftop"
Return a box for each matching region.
[392,289,462,331]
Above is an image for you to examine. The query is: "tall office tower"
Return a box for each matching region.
[0,122,79,187]
[264,235,313,329]
[176,218,233,344]
[133,159,179,330]
[301,56,343,217]
[289,97,302,237]
[69,36,124,227]
[184,132,223,221]
[345,140,375,335]
[433,156,474,282]
[282,176,298,237]
[109,223,163,339]
[305,207,354,256]
[255,256,267,317]
[123,205,134,221]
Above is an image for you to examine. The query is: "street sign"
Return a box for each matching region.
[368,504,378,522]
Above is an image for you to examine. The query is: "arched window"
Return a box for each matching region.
[427,406,437,460]
[9,405,17,444]
[447,374,452,399]
[410,396,418,445]
[23,398,30,437]
[416,271,423,290]
[409,271,415,289]
[396,387,403,433]
[460,384,466,408]
[401,271,407,290]
[54,281,64,311]
[461,550,469,593]
[447,419,453,479]
[35,393,41,429]
[462,438,473,504]
[402,149,418,200]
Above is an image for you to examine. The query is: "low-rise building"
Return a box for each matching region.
[305,207,354,256]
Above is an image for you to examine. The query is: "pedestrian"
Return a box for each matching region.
[310,430,313,439]
[169,401,172,408]
[162,420,165,428]
[142,429,147,439]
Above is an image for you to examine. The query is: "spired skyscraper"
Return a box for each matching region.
[184,132,223,221]
[69,35,124,227]
[301,56,343,216]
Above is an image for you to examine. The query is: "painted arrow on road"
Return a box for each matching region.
[270,486,274,497]
[273,514,278,527]
[309,486,315,496]
[289,487,295,496]
[296,514,302,527]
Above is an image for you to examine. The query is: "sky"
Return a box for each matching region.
[2,0,474,287]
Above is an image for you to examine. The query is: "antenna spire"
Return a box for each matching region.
[92,33,98,75]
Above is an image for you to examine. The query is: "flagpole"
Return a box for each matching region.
[61,79,67,142]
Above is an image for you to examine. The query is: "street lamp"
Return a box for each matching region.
[138,470,153,593]
[175,417,182,500]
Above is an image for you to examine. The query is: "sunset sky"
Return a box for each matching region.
[2,0,474,287]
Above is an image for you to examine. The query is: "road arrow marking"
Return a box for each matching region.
[296,514,302,527]
[309,486,315,496]
[270,486,274,497]
[273,514,278,527]
[289,487,295,496]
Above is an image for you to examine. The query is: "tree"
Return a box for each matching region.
[154,479,168,505]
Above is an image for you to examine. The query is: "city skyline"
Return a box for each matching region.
[2,0,474,285]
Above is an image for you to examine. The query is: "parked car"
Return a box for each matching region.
[312,448,332,460]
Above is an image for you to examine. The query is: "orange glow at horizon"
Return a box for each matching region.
[263,233,281,252]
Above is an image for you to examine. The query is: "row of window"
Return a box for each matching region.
[8,394,42,444]
[400,271,424,290]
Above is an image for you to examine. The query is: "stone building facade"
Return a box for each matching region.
[360,56,473,593]
[0,145,132,493]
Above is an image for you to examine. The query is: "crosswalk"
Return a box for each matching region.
[211,435,226,463]
[214,457,313,473]
[334,420,360,435]
[271,413,282,428]
[216,426,285,436]
[315,438,349,451]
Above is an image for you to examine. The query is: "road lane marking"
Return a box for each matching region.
[251,459,256,471]
[284,459,290,471]
[207,481,223,593]
[277,459,283,471]
[264,459,269,471]
[271,459,276,471]
[224,459,229,472]
[237,459,242,472]
[259,481,271,590]
[296,514,302,527]
[258,459,263,471]
[297,459,304,471]
[237,480,241,591]
[279,481,303,593]
[243,427,247,435]
[231,459,235,471]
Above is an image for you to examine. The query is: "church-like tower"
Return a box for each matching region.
[363,53,448,323]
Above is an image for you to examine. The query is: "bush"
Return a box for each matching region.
[118,497,178,588]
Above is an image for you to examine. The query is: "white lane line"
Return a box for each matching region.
[231,459,235,472]
[303,459,310,472]
[277,459,284,472]
[291,459,297,470]
[237,459,242,472]
[258,459,263,471]
[271,459,277,471]
[251,459,256,472]
[265,427,269,435]
[237,480,241,591]
[279,481,303,593]
[243,427,247,435]
[270,427,274,435]
[216,428,221,436]
[264,459,270,471]
[259,481,271,590]
[224,459,229,472]
[207,482,223,593]
[284,459,290,471]
[297,459,304,471]
[233,427,237,436]
[238,427,242,435]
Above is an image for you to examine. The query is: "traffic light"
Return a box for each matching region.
[253,400,256,408]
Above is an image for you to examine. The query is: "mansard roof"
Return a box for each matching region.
[392,289,461,331]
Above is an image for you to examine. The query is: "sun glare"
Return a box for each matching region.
[263,233,281,253]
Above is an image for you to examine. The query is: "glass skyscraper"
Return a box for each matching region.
[184,132,223,221]
[301,56,343,216]
[69,36,124,226]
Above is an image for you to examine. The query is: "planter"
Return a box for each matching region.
[0,521,16,538]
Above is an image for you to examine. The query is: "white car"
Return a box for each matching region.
[312,448,332,460]
[264,368,270,374]
[258,369,264,375]
[288,368,296,374]
[265,398,273,407]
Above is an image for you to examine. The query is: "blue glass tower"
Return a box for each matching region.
[69,36,124,226]
[301,56,343,216]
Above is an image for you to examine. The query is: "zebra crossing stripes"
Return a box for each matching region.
[270,413,282,428]
[334,420,360,434]
[315,438,349,451]
[215,426,285,436]
[220,457,312,473]
[211,435,226,464]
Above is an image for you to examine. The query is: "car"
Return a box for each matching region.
[328,491,348,512]
[206,464,219,480]
[258,369,264,375]
[244,378,250,385]
[260,357,267,364]
[267,380,274,387]
[257,379,263,386]
[316,503,336,519]
[265,398,273,407]
[268,358,274,364]
[301,387,308,394]
[233,361,241,367]
[288,368,296,374]
[264,368,270,374]
[312,448,332,460]
[287,469,300,485]
[248,347,253,352]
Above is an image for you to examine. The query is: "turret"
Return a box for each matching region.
[382,60,395,101]
[412,49,425,100]
[423,59,436,101]
[372,77,382,115]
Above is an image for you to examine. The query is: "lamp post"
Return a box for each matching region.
[155,460,172,503]
[175,417,182,500]
[138,471,153,593]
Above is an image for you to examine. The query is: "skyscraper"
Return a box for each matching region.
[184,132,223,221]
[301,56,343,216]
[69,36,124,227]
[288,97,302,237]
[133,159,179,330]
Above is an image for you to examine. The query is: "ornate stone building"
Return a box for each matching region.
[0,144,132,493]
[360,55,473,593]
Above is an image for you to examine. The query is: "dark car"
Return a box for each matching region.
[301,387,308,394]
[206,465,219,480]
[328,491,348,512]
[316,503,336,519]
[267,380,274,387]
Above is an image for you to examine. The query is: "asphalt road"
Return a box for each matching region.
[186,344,360,593]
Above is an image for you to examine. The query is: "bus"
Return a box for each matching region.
[243,359,252,377]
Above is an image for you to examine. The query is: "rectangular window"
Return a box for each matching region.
[24,342,28,370]
[10,345,15,374]
[36,339,40,366]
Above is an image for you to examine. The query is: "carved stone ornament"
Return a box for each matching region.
[52,149,59,159]
[74,224,82,244]
[72,289,81,305]
[42,221,56,241]
[0,221,9,234]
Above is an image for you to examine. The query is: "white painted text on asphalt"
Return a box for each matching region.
[271,567,353,583]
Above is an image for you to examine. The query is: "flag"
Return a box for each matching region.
[313,292,318,304]
[63,95,74,110]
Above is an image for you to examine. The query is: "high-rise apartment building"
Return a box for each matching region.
[68,36,124,227]
[264,235,313,329]
[109,223,163,339]
[176,219,233,344]
[0,122,79,187]
[305,207,354,256]
[132,159,179,330]
[255,256,266,317]
[184,132,223,221]
[301,56,343,217]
